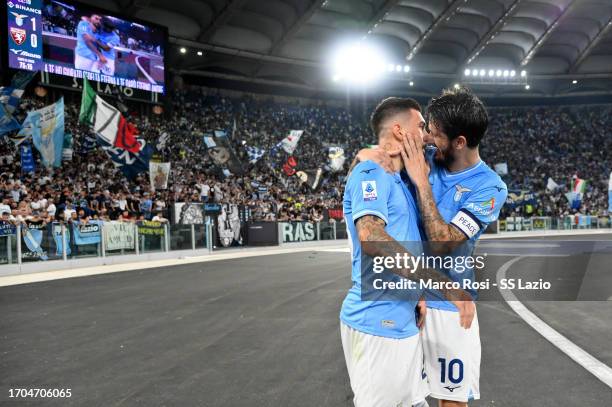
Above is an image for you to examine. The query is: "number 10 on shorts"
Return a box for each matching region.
[438,358,464,384]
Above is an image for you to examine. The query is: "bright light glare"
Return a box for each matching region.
[331,42,387,84]
[525,84,530,90]
[396,65,402,72]
[521,70,527,77]
[503,70,509,77]
[179,47,187,54]
[480,69,486,76]
[464,69,471,76]
[454,83,460,89]
[409,81,414,87]
[510,70,516,77]
[403,65,410,73]
[387,64,395,72]
[488,70,494,77]
[496,70,502,77]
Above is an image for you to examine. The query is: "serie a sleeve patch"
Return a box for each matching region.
[361,181,378,201]
[450,209,482,238]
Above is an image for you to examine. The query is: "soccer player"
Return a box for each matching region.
[355,87,508,407]
[95,18,121,76]
[74,14,106,73]
[341,97,474,407]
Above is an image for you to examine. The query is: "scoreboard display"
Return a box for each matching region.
[6,0,43,72]
[5,0,167,94]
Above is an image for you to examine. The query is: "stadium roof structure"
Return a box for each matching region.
[85,0,612,98]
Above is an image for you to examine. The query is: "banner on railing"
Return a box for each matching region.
[138,221,165,236]
[104,222,135,251]
[73,221,102,245]
[22,221,48,260]
[281,222,316,243]
[52,223,71,256]
[174,203,204,224]
[0,220,16,236]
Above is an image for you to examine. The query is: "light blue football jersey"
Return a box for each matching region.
[340,161,423,339]
[425,150,508,310]
[75,21,98,61]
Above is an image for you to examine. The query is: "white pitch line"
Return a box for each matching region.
[135,55,156,85]
[496,256,612,389]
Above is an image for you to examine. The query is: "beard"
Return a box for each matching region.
[433,145,456,169]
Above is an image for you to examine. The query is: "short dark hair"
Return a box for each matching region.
[370,97,421,137]
[426,86,488,148]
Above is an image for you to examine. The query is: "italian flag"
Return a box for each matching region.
[78,77,141,153]
[571,176,587,194]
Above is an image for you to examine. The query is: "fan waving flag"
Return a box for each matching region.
[245,145,266,164]
[93,95,141,153]
[281,130,303,154]
[79,77,97,125]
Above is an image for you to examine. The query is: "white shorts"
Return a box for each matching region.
[340,322,429,407]
[98,58,115,76]
[422,307,481,402]
[74,53,99,73]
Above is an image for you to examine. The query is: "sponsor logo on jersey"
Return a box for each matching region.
[381,319,395,328]
[443,385,462,392]
[465,202,493,216]
[454,185,471,202]
[10,27,26,45]
[362,181,378,201]
[359,167,377,174]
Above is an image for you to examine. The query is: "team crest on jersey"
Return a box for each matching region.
[481,197,495,210]
[10,27,26,45]
[362,181,378,201]
[454,185,471,202]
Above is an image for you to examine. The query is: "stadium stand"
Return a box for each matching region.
[1,89,611,229]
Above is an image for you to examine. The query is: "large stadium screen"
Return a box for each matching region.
[6,0,167,94]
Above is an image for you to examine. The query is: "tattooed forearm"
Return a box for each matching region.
[355,215,465,301]
[416,184,466,243]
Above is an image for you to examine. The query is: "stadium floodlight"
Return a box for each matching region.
[510,70,516,77]
[454,83,460,89]
[464,69,471,76]
[179,47,187,54]
[403,65,410,73]
[197,51,203,56]
[480,69,486,76]
[409,81,414,87]
[521,70,527,77]
[503,70,509,77]
[525,84,530,90]
[387,64,395,72]
[331,41,387,85]
[396,65,402,72]
[496,70,502,77]
[572,80,578,84]
[488,70,494,77]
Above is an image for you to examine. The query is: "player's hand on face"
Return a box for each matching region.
[356,147,397,173]
[399,132,429,188]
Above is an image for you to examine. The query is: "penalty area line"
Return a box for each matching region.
[496,256,612,389]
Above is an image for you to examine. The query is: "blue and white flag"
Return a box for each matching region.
[22,226,48,260]
[98,134,152,179]
[72,221,102,245]
[0,221,16,236]
[25,98,65,167]
[0,103,21,136]
[52,223,71,256]
[20,143,35,173]
[0,86,24,115]
[245,145,265,164]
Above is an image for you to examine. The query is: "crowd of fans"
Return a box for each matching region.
[1,87,611,232]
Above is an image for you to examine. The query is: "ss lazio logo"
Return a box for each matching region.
[10,27,26,45]
[454,185,471,202]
